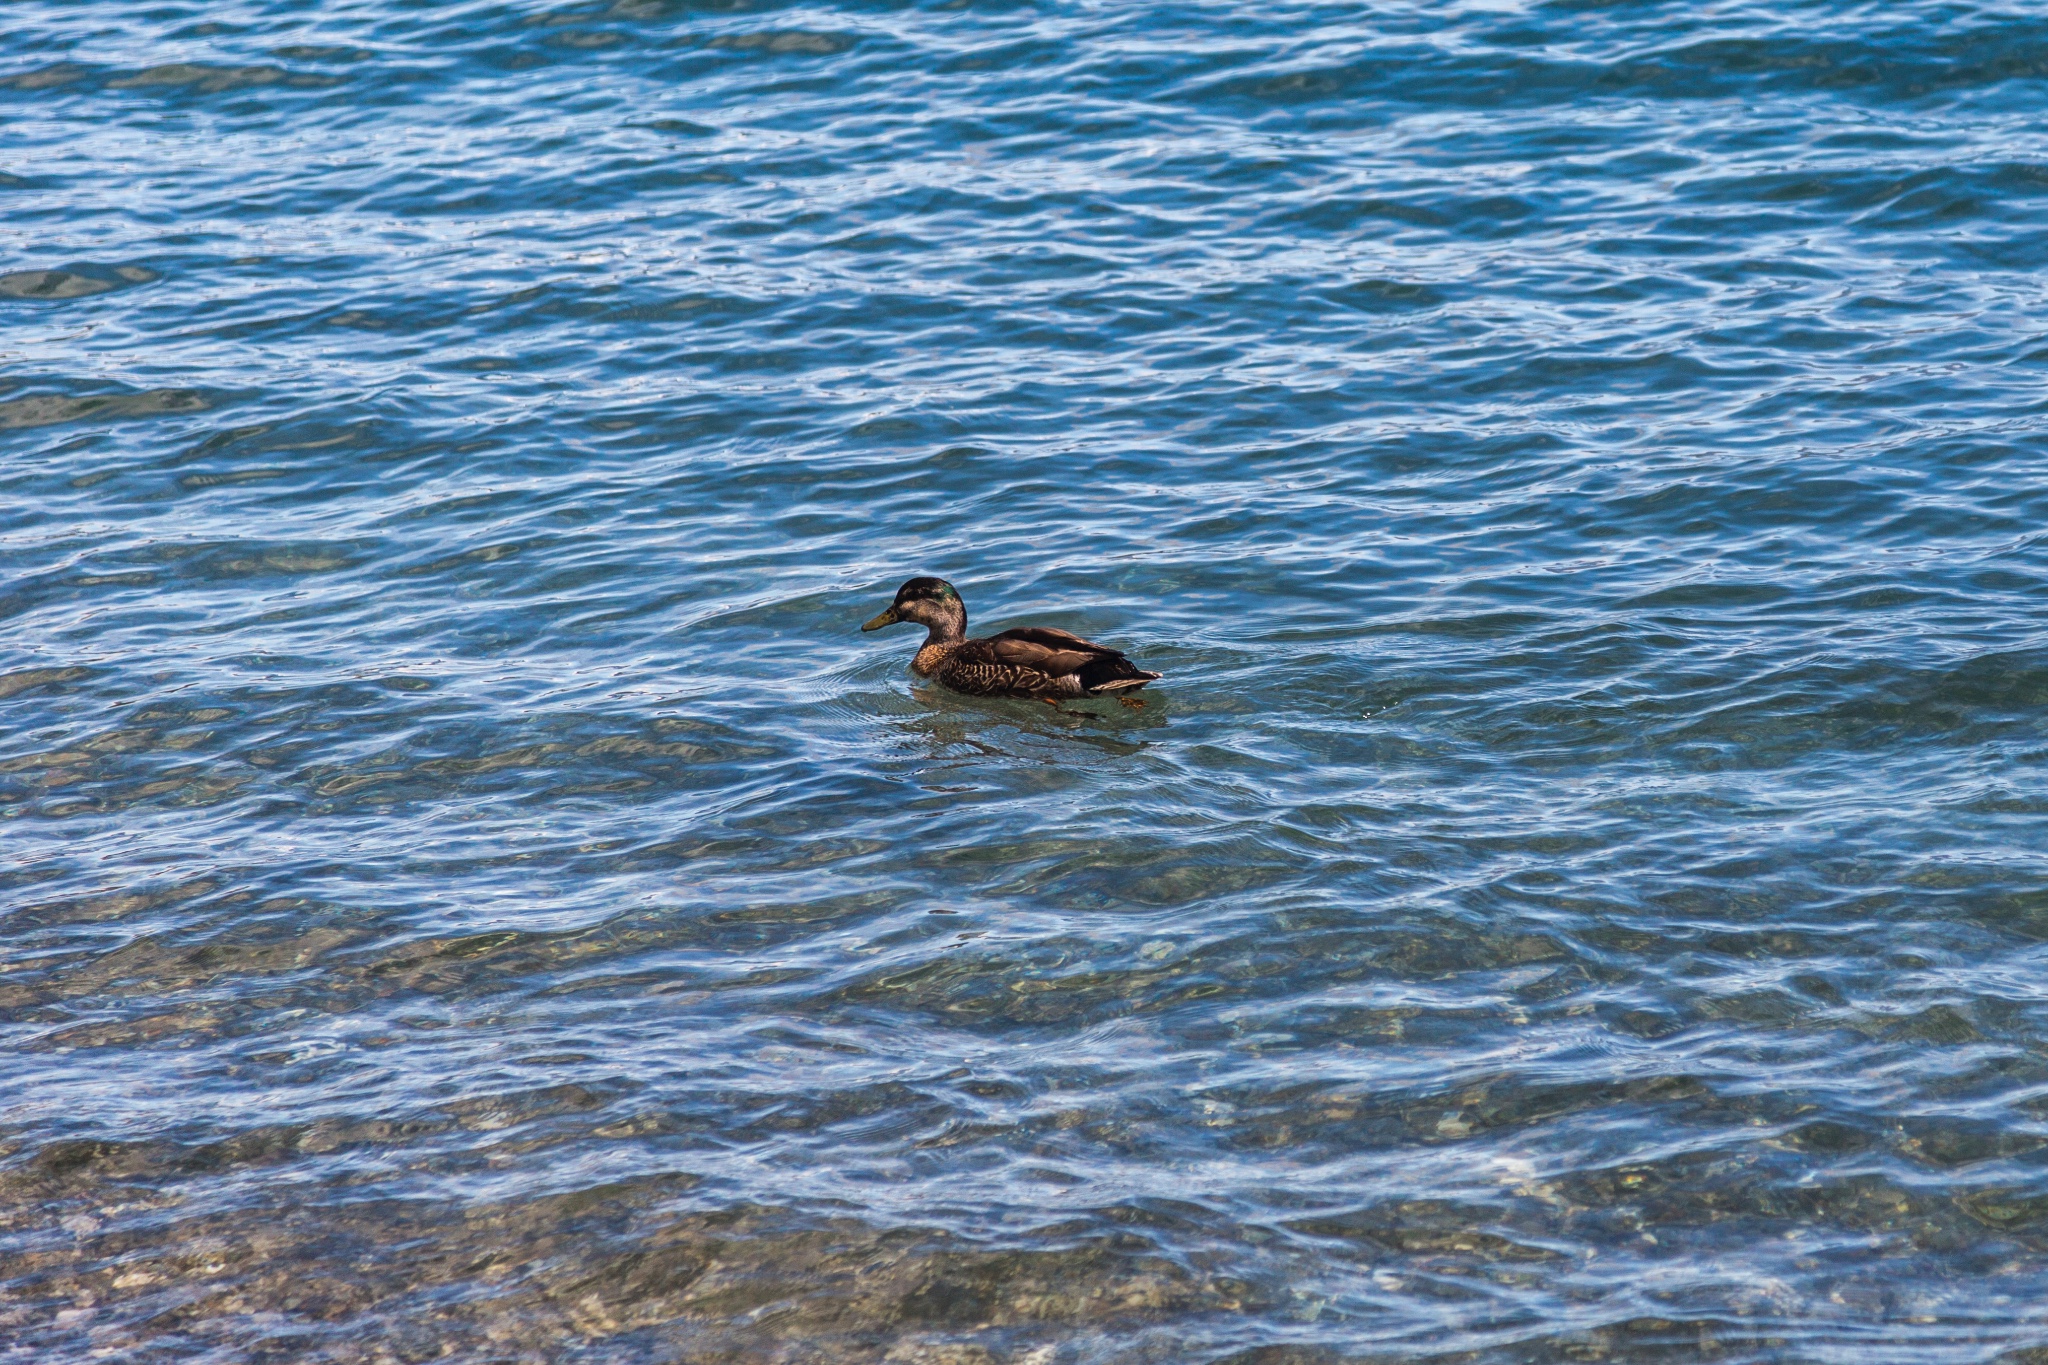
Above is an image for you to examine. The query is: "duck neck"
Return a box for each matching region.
[922,607,966,646]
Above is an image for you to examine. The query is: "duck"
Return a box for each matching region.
[860,577,1161,705]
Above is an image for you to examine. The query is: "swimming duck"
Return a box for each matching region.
[861,577,1161,704]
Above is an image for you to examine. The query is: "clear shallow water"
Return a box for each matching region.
[5,0,2048,1359]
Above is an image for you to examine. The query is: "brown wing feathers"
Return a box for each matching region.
[988,629,1101,677]
[983,627,1160,693]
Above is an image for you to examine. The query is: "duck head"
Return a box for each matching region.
[862,576,967,643]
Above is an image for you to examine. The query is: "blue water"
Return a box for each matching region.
[6,1,2048,1360]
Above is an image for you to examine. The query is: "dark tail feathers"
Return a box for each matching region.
[1078,653,1162,694]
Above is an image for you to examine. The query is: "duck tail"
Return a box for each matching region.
[1089,675,1158,694]
[1079,654,1162,694]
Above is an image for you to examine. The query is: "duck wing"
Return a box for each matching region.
[986,627,1107,677]
[987,627,1161,693]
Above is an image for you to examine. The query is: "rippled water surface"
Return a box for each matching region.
[7,0,2048,1360]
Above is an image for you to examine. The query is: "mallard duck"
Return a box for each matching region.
[861,577,1161,704]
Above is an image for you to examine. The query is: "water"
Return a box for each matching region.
[5,0,2048,1359]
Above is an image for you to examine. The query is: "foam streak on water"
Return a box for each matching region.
[4,1,2048,1361]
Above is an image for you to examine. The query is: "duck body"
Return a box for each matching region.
[912,627,1159,697]
[863,577,1161,699]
